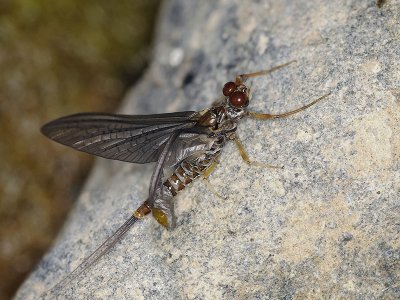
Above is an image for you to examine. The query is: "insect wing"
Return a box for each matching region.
[41,111,200,164]
[164,132,216,168]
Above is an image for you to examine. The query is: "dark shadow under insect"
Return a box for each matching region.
[377,0,386,8]
[40,61,330,296]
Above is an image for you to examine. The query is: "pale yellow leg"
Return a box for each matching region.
[247,93,331,120]
[234,138,283,169]
[202,161,226,199]
[236,60,297,84]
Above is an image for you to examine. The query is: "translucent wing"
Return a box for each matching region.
[41,111,200,164]
[164,132,216,168]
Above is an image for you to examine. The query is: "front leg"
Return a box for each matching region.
[235,60,297,85]
[247,93,331,120]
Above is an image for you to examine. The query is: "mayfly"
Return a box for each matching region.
[41,61,330,294]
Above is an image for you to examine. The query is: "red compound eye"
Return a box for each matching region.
[229,91,248,108]
[222,81,236,96]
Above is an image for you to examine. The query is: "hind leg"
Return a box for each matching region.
[202,161,226,199]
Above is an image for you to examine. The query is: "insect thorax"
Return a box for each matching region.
[197,105,245,133]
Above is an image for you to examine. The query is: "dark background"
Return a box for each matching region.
[0,1,160,298]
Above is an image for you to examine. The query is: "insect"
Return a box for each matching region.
[41,61,330,295]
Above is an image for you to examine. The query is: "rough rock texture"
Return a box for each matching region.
[16,0,399,299]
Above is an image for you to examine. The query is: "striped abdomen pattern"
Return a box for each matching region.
[163,137,225,196]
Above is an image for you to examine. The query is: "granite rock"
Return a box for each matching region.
[16,0,399,299]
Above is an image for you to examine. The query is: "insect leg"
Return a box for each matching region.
[235,60,297,84]
[202,161,225,199]
[234,137,283,169]
[247,92,331,120]
[203,161,218,179]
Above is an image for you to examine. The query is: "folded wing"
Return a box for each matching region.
[41,111,203,164]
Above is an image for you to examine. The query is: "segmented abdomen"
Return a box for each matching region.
[163,159,212,196]
[163,136,225,196]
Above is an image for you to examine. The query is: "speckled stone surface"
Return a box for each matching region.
[16,0,399,299]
